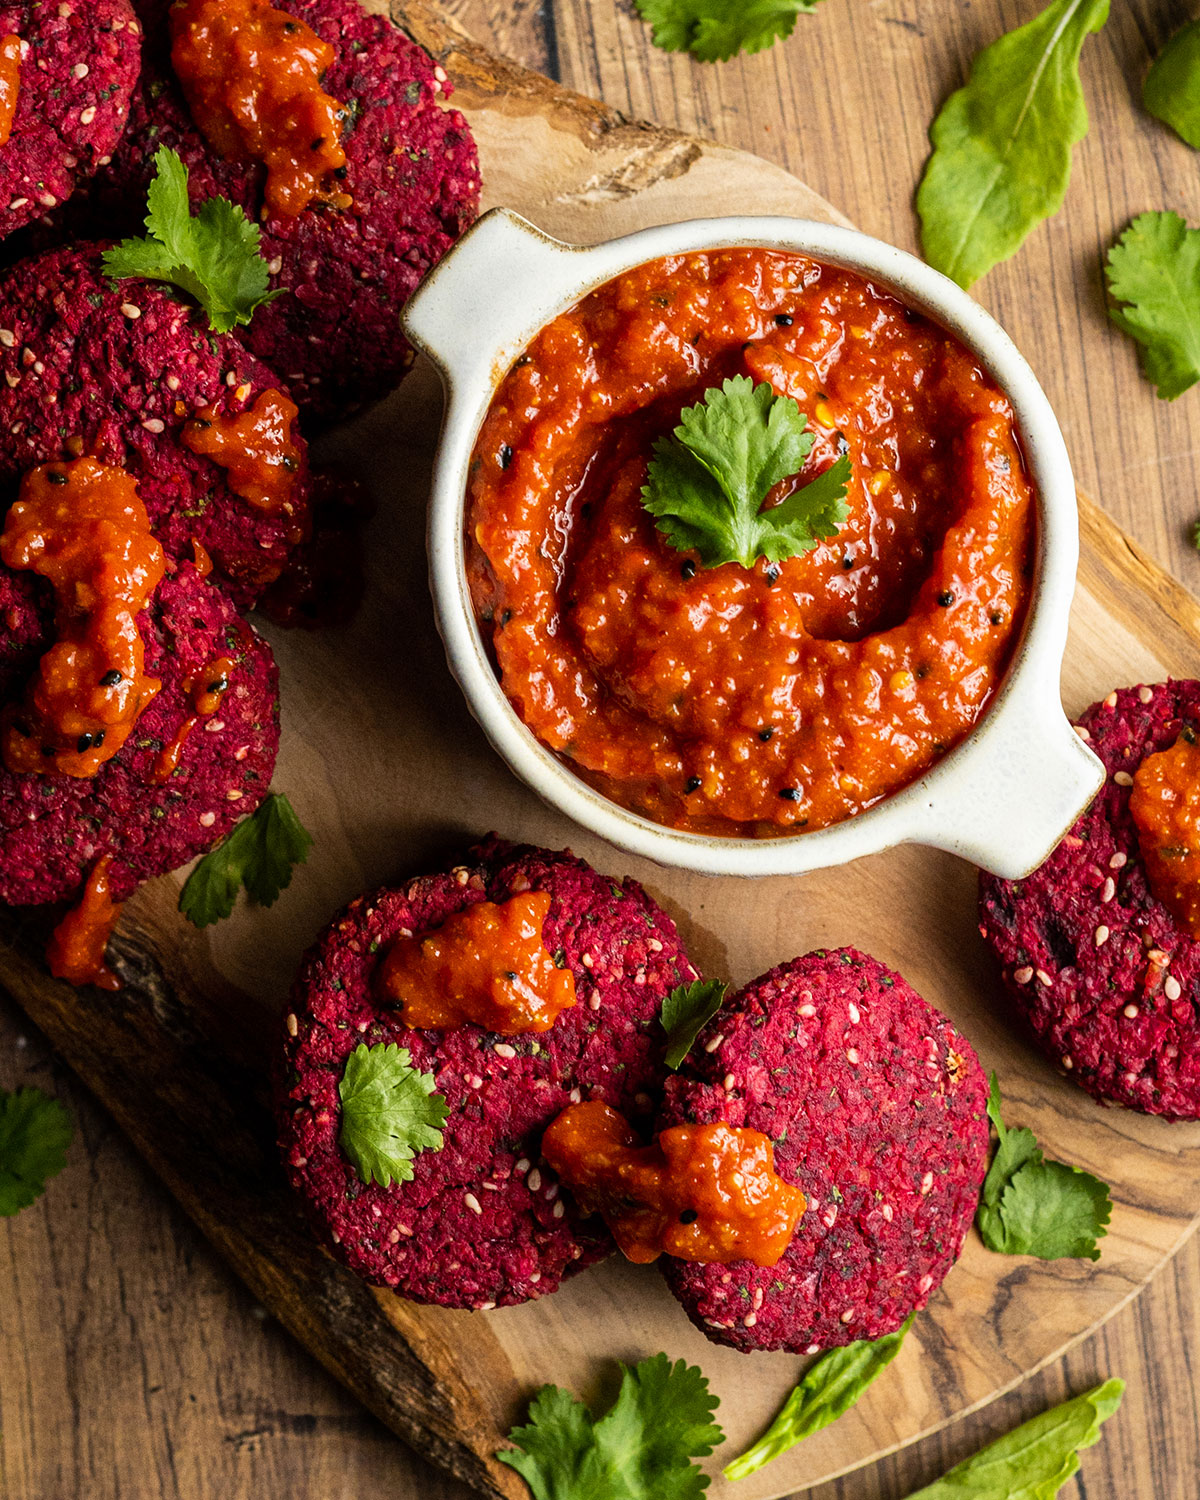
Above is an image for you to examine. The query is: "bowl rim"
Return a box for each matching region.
[410,211,1092,879]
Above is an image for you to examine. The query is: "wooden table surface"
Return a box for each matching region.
[3,1,1200,1496]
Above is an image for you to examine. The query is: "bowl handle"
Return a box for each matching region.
[926,704,1105,880]
[401,208,584,387]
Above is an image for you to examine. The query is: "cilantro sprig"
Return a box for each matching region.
[103,147,282,334]
[338,1042,449,1189]
[0,1085,73,1217]
[179,792,313,928]
[659,980,728,1070]
[500,1353,723,1500]
[977,1075,1111,1261]
[1105,211,1200,402]
[642,377,850,571]
[633,0,824,62]
[725,1315,913,1480]
[1144,19,1200,150]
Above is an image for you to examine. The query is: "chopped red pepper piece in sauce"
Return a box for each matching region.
[1,456,165,779]
[183,388,306,528]
[378,891,577,1035]
[542,1100,807,1266]
[1130,730,1200,938]
[170,0,350,218]
[46,856,123,991]
[0,35,21,148]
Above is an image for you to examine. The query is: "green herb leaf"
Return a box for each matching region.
[338,1042,449,1188]
[1144,20,1200,149]
[642,376,849,570]
[632,0,822,62]
[724,1315,913,1481]
[102,146,282,333]
[179,792,313,928]
[500,1353,723,1500]
[0,1086,73,1217]
[660,980,728,1070]
[977,1075,1111,1260]
[905,1378,1124,1499]
[1191,518,1200,552]
[1105,211,1200,401]
[916,0,1110,289]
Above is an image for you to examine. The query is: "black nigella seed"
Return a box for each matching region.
[937,590,954,607]
[842,554,854,570]
[759,727,774,742]
[41,745,56,758]
[779,787,801,801]
[499,609,512,627]
[990,610,1003,626]
[208,676,229,694]
[11,719,29,737]
[681,559,697,581]
[93,730,105,748]
[47,470,68,486]
[765,564,780,585]
[679,1209,699,1224]
[76,732,94,753]
[685,775,702,794]
[775,314,794,327]
[499,443,513,470]
[100,669,122,687]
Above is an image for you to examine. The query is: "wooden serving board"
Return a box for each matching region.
[4,4,1200,1497]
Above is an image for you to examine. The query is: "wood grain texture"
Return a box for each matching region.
[4,1,1200,1498]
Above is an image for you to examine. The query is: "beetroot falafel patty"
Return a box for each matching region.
[0,0,142,242]
[276,839,697,1309]
[67,0,479,422]
[0,243,314,605]
[659,949,989,1354]
[980,681,1200,1119]
[0,560,279,906]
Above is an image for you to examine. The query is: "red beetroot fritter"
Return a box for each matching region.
[0,243,315,607]
[0,559,279,906]
[0,1,142,242]
[658,949,989,1355]
[275,838,697,1310]
[980,681,1200,1119]
[44,0,480,423]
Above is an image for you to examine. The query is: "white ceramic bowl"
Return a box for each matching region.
[402,208,1104,880]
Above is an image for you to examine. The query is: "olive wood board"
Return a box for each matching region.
[3,3,1200,1498]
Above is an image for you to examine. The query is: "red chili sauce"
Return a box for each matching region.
[1,457,165,779]
[378,891,577,1034]
[0,35,21,148]
[1130,731,1200,938]
[46,856,122,991]
[542,1100,806,1266]
[183,388,306,530]
[170,0,350,218]
[466,251,1037,837]
[151,652,237,783]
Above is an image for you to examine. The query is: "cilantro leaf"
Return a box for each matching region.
[977,1075,1111,1260]
[724,1315,913,1480]
[338,1042,449,1188]
[0,1086,73,1217]
[102,147,281,334]
[916,0,1110,289]
[1144,20,1200,149]
[1105,211,1200,400]
[642,377,850,570]
[660,980,727,1070]
[905,1378,1124,1499]
[633,0,822,62]
[500,1353,723,1500]
[179,793,313,928]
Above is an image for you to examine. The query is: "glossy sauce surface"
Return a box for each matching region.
[467,250,1036,836]
[0,35,21,148]
[377,892,577,1034]
[46,857,123,991]
[170,0,349,217]
[1,457,165,778]
[542,1100,807,1266]
[1131,732,1200,938]
[183,388,305,526]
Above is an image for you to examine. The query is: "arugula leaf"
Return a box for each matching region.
[724,1315,913,1480]
[977,1075,1111,1260]
[916,0,1110,289]
[0,1086,73,1217]
[633,0,822,62]
[1144,20,1200,149]
[500,1353,723,1500]
[179,793,314,928]
[905,1378,1124,1499]
[102,147,281,333]
[338,1042,449,1188]
[660,980,727,1070]
[642,377,850,570]
[1105,211,1200,401]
